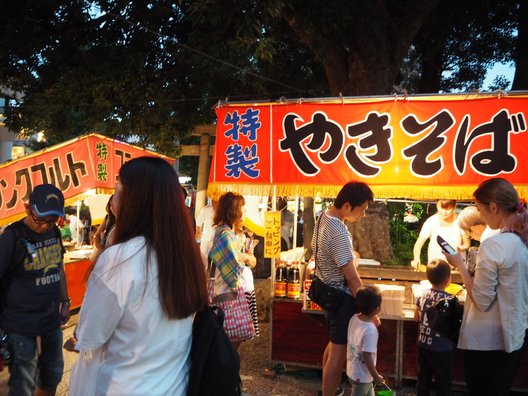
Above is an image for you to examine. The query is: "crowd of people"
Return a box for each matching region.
[1,168,528,396]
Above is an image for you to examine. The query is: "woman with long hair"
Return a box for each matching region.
[445,178,528,395]
[69,156,208,395]
[209,192,258,350]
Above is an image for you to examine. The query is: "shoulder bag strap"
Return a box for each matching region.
[313,214,323,273]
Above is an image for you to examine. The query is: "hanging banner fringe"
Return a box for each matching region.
[210,93,528,200]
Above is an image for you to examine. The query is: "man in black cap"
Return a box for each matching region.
[0,184,70,396]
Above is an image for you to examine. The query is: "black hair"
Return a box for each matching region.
[334,181,374,209]
[356,285,382,315]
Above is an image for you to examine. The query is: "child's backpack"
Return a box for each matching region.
[187,306,241,396]
[426,295,464,345]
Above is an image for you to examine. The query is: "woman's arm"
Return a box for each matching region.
[75,254,124,350]
[444,251,475,302]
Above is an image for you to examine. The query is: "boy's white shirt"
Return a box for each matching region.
[346,314,379,383]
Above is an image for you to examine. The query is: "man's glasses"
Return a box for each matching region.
[30,210,59,226]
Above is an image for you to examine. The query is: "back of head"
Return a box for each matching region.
[277,197,288,211]
[426,259,451,288]
[334,181,374,209]
[356,285,382,315]
[457,206,485,232]
[115,156,207,318]
[213,192,245,231]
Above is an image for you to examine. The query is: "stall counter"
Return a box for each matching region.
[64,248,94,309]
[270,266,528,391]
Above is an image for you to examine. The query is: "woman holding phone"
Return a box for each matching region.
[443,178,528,395]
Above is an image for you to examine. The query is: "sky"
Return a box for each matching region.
[483,61,516,90]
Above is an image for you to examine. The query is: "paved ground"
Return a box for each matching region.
[0,312,438,396]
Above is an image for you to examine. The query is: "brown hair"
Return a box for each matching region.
[213,192,245,232]
[474,177,528,240]
[437,199,456,209]
[426,259,451,288]
[113,156,207,319]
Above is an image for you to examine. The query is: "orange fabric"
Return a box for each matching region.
[0,133,174,225]
[210,94,528,199]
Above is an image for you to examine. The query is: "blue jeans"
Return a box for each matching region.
[7,328,64,396]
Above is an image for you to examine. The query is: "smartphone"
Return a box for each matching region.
[437,235,457,255]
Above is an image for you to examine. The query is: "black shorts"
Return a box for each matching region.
[326,294,356,344]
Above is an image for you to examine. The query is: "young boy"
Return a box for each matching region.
[347,285,385,396]
[414,259,453,396]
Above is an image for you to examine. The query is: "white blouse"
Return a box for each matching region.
[458,232,528,353]
[73,237,193,395]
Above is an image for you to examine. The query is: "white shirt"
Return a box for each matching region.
[313,212,355,294]
[196,205,215,265]
[346,314,379,383]
[458,232,528,353]
[69,214,80,244]
[74,237,193,395]
[419,213,464,263]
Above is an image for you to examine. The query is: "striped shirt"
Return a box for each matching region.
[313,211,355,295]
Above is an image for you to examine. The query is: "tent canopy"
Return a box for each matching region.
[207,92,528,201]
[0,133,175,226]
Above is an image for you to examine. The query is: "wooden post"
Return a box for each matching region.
[195,133,211,217]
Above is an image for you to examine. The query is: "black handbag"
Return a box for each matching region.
[426,295,464,344]
[308,276,346,312]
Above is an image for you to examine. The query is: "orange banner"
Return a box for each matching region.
[0,133,174,225]
[209,93,528,200]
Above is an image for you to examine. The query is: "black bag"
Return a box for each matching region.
[187,305,241,396]
[308,276,347,312]
[426,296,464,344]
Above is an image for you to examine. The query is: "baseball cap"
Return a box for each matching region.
[29,184,65,217]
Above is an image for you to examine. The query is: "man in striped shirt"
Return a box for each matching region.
[313,181,374,396]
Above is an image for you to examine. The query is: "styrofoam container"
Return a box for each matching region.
[375,284,405,316]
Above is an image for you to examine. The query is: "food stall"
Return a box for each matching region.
[207,92,528,390]
[0,133,175,309]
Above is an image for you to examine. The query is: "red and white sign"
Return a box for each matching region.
[0,133,174,225]
[209,93,528,200]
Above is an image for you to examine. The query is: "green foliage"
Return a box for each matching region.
[0,0,524,153]
[387,202,424,266]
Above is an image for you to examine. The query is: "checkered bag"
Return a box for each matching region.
[215,287,256,343]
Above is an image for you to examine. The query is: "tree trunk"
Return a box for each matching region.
[282,1,440,96]
[348,201,395,263]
